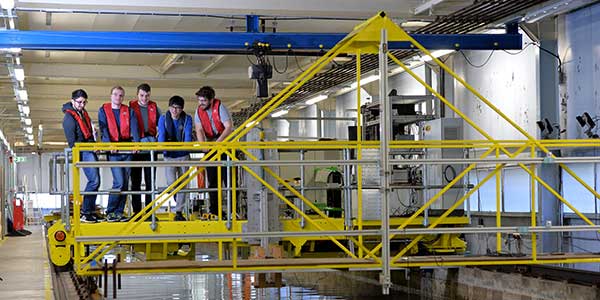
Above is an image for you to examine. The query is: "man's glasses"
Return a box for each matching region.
[73,99,87,105]
[170,105,183,110]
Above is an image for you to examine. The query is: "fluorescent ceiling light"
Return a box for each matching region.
[44,141,68,146]
[14,67,24,81]
[350,75,380,89]
[0,48,21,53]
[25,118,31,126]
[28,140,35,146]
[401,21,431,28]
[271,109,289,118]
[27,134,34,140]
[522,0,594,23]
[22,105,30,115]
[18,89,27,100]
[420,49,455,62]
[17,104,22,112]
[0,0,15,10]
[25,127,32,134]
[305,95,328,105]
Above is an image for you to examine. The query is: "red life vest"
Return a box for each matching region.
[129,100,158,137]
[197,99,225,140]
[102,103,131,142]
[65,109,93,140]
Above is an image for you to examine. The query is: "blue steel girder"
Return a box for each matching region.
[0,30,522,53]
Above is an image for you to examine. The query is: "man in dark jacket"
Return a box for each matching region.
[158,95,193,221]
[62,89,100,223]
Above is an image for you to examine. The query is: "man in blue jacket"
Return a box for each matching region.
[98,86,140,222]
[158,95,193,221]
[62,89,100,223]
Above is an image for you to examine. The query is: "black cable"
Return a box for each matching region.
[270,54,288,74]
[443,165,457,183]
[245,54,257,66]
[294,53,305,72]
[501,42,536,55]
[537,44,563,73]
[503,42,563,73]
[459,50,495,68]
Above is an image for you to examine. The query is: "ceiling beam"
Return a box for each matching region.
[158,54,184,74]
[414,0,447,15]
[200,55,227,75]
[16,0,419,18]
[0,31,523,51]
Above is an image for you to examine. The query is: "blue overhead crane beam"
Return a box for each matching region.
[0,31,522,51]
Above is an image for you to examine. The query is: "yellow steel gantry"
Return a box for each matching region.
[47,12,600,282]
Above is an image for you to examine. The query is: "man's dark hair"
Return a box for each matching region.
[71,89,88,100]
[169,95,185,108]
[137,83,151,93]
[195,86,215,100]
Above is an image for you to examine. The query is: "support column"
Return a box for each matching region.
[379,28,391,295]
[538,20,561,254]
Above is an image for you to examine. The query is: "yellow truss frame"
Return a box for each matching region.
[60,11,600,276]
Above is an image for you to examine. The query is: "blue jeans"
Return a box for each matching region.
[81,151,100,215]
[106,154,131,215]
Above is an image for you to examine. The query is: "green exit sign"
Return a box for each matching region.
[14,156,26,163]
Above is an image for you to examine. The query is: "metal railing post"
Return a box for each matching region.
[299,150,305,228]
[379,28,391,295]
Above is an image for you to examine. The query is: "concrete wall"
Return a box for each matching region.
[429,268,598,300]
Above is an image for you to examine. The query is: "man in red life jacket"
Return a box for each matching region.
[129,83,161,217]
[194,86,233,217]
[62,89,100,223]
[98,86,140,222]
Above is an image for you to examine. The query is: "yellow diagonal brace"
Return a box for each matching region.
[365,145,497,258]
[78,149,226,269]
[79,164,200,269]
[395,32,600,220]
[225,149,361,260]
[227,38,352,140]
[393,164,504,260]
[235,148,377,260]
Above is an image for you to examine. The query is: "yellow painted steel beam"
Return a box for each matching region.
[224,149,364,260]
[233,148,378,260]
[79,164,202,271]
[364,145,499,259]
[393,164,505,260]
[71,255,600,276]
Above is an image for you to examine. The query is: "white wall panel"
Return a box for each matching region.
[560,4,600,139]
[454,34,539,140]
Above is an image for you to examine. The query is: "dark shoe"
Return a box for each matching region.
[80,214,97,223]
[174,212,186,221]
[106,213,120,222]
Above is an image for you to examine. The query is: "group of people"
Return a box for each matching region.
[62,84,233,223]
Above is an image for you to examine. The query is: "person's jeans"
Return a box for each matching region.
[81,151,100,215]
[106,154,131,215]
[164,155,190,213]
[205,152,227,215]
[130,152,155,214]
